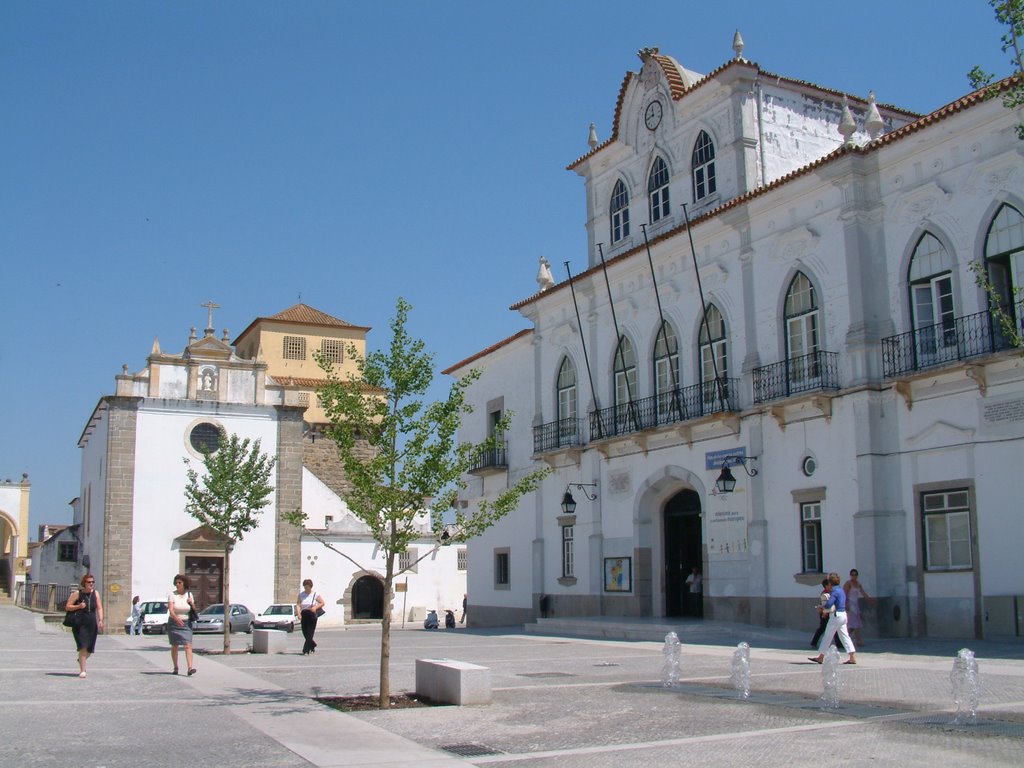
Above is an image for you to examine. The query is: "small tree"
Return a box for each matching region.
[286,298,547,709]
[970,1,1024,347]
[184,432,277,653]
[969,0,1024,138]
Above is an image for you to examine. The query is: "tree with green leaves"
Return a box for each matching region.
[970,1,1024,345]
[970,1,1024,139]
[286,297,547,709]
[184,432,277,653]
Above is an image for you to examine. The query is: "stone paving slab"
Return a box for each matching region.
[2,606,1022,767]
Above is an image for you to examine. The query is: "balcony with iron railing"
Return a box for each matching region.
[589,378,740,441]
[467,442,508,475]
[882,302,1024,378]
[752,351,840,404]
[533,418,584,454]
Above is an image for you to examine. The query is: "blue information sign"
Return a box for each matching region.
[705,447,747,471]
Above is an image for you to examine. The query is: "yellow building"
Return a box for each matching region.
[0,474,31,598]
[234,303,371,425]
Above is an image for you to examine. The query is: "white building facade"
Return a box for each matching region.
[448,46,1024,640]
[72,306,465,630]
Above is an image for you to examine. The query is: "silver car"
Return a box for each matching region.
[191,603,255,634]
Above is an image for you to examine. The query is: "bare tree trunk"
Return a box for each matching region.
[222,545,231,654]
[378,554,394,709]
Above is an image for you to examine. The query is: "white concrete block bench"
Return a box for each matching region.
[415,658,491,705]
[251,628,288,654]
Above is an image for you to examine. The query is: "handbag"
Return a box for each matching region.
[316,607,325,618]
[62,609,80,628]
[187,593,199,625]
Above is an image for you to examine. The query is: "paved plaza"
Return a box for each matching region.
[0,604,1022,767]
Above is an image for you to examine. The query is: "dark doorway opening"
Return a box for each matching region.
[184,555,223,611]
[664,489,703,618]
[351,575,384,619]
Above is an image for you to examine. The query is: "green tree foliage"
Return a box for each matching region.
[286,297,547,708]
[184,433,276,653]
[969,0,1024,138]
[970,2,1024,345]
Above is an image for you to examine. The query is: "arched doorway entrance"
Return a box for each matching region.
[351,575,384,619]
[664,489,702,618]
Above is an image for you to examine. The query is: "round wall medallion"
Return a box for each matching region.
[802,456,817,477]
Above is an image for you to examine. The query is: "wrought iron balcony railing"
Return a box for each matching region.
[533,418,584,454]
[467,442,508,474]
[752,351,840,404]
[589,378,740,440]
[882,302,1024,377]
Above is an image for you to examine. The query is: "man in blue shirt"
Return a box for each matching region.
[809,572,858,665]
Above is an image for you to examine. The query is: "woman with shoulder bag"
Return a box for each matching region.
[167,574,197,676]
[296,579,325,655]
[65,573,104,678]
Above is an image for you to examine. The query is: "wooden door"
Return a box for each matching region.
[185,555,223,611]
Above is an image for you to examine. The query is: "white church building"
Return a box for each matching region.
[447,40,1024,640]
[57,303,465,630]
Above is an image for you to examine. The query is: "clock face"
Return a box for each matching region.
[645,100,663,130]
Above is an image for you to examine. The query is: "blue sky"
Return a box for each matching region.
[1,1,1008,536]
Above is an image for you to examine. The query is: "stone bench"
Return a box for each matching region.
[251,628,288,654]
[415,658,491,705]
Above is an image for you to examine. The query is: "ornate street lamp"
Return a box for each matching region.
[560,483,598,514]
[715,456,758,494]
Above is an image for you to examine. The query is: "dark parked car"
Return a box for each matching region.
[191,603,255,634]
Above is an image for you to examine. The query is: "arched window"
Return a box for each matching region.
[648,157,670,223]
[785,272,820,382]
[610,180,631,243]
[613,335,637,431]
[984,204,1024,339]
[653,321,680,421]
[691,131,717,201]
[556,357,577,446]
[699,304,727,407]
[909,233,956,363]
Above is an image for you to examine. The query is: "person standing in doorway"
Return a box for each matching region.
[809,572,857,665]
[297,579,325,655]
[66,573,103,678]
[460,593,467,625]
[685,566,703,617]
[843,568,873,647]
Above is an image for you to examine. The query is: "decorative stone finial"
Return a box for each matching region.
[732,29,745,60]
[151,336,161,355]
[864,91,884,140]
[536,257,555,292]
[588,122,598,150]
[122,363,129,375]
[838,96,857,146]
[222,328,229,342]
[189,326,197,343]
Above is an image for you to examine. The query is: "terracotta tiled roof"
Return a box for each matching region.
[442,328,532,375]
[270,375,385,394]
[650,52,688,98]
[269,303,359,328]
[522,75,1019,314]
[233,303,370,346]
[567,58,919,170]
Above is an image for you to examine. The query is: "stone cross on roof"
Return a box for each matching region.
[201,300,220,333]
